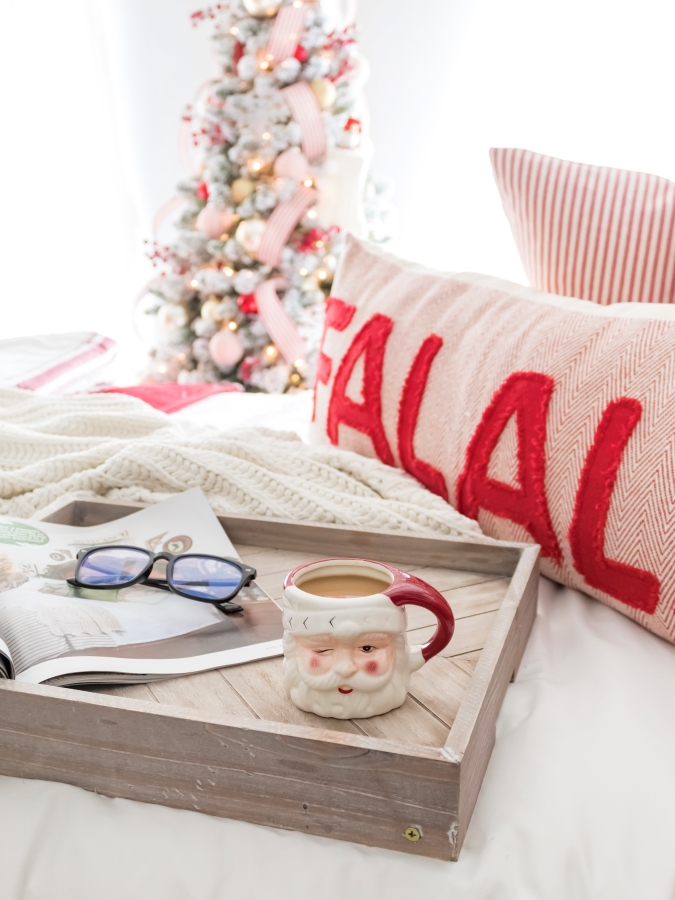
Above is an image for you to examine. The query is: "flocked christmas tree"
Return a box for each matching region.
[143,0,393,393]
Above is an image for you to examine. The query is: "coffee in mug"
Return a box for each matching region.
[282,558,455,719]
[298,573,391,598]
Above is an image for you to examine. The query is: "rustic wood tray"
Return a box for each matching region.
[0,499,539,861]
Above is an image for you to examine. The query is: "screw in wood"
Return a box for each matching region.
[403,826,421,842]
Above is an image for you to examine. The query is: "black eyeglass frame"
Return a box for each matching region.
[67,545,257,605]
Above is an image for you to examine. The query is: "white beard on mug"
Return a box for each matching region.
[283,632,410,719]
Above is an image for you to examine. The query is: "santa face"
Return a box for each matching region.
[283,630,410,719]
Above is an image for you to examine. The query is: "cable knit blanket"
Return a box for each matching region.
[0,388,487,540]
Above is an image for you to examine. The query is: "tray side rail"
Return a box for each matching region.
[442,545,540,858]
[0,680,460,859]
[41,501,524,578]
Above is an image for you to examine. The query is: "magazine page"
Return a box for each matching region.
[0,489,282,685]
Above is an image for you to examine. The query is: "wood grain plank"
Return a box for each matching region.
[408,658,472,728]
[409,610,498,658]
[235,548,315,576]
[451,652,481,676]
[404,578,509,630]
[147,670,257,719]
[232,544,268,559]
[89,683,158,703]
[405,567,498,593]
[354,695,448,748]
[219,658,362,735]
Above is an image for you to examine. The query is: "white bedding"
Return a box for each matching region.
[1,391,672,899]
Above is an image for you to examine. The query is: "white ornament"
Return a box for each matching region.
[200,297,224,322]
[237,55,259,81]
[235,218,266,256]
[274,57,301,84]
[157,303,188,332]
[242,0,282,16]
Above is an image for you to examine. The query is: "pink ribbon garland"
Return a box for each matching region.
[257,184,316,266]
[266,4,308,63]
[281,82,327,164]
[255,277,307,366]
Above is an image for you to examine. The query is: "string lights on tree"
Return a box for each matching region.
[142,0,394,392]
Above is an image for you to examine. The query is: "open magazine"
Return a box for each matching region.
[0,489,282,686]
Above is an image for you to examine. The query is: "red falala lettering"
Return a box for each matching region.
[568,398,660,614]
[456,371,561,563]
[327,313,394,466]
[397,334,448,501]
[312,297,356,421]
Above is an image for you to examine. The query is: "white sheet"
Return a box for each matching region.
[171,389,314,442]
[1,393,672,898]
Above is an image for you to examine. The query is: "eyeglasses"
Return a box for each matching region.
[67,545,257,610]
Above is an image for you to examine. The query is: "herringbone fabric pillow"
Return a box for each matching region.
[490,148,675,305]
[311,236,675,643]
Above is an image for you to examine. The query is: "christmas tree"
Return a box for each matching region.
[143,0,392,393]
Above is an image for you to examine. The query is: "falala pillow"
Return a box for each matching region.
[490,147,675,305]
[311,235,675,644]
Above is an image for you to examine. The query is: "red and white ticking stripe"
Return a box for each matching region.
[490,148,675,305]
[16,334,116,392]
[266,4,307,64]
[254,277,306,366]
[281,82,327,164]
[257,184,316,267]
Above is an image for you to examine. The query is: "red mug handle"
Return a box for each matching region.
[384,571,455,667]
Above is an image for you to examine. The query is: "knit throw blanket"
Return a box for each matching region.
[0,388,486,540]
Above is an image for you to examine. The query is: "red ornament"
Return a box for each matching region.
[294,45,308,63]
[197,181,209,201]
[239,355,260,383]
[233,40,244,67]
[344,117,361,133]
[297,226,340,253]
[237,292,258,314]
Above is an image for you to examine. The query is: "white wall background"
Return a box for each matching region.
[1,0,674,375]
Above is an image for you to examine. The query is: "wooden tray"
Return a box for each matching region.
[0,499,539,861]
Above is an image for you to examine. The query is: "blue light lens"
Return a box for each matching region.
[78,548,150,586]
[172,556,243,601]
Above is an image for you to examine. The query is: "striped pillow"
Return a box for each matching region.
[490,148,675,305]
[0,332,116,395]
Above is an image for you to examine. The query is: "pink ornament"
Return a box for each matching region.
[209,327,244,370]
[196,205,235,240]
[274,147,311,182]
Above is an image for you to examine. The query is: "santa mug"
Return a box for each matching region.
[282,558,455,719]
